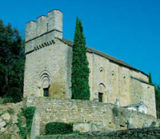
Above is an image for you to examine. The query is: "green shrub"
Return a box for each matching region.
[17,106,36,138]
[22,106,36,134]
[0,94,21,104]
[0,97,14,104]
[17,114,26,139]
[45,122,73,135]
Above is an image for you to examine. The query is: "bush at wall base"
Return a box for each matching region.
[45,122,73,135]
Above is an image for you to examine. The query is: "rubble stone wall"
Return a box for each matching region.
[0,102,24,139]
[26,97,158,138]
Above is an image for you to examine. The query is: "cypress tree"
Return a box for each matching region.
[71,18,90,100]
[155,86,160,118]
[149,72,153,84]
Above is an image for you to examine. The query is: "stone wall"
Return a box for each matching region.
[87,51,156,117]
[0,98,159,139]
[25,97,158,138]
[36,128,160,139]
[130,77,156,116]
[0,102,24,139]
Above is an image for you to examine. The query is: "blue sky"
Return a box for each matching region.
[0,0,160,84]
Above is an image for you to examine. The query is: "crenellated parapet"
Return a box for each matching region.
[25,21,37,41]
[25,9,63,42]
[36,16,48,37]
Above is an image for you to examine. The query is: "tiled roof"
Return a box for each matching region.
[59,38,148,77]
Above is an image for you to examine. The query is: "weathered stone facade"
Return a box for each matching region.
[24,9,156,117]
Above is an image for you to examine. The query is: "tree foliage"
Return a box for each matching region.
[45,122,73,135]
[0,19,24,102]
[148,72,160,118]
[149,72,153,84]
[155,85,160,118]
[17,107,36,138]
[71,18,90,100]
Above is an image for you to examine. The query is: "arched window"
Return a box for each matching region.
[99,83,106,92]
[99,67,104,72]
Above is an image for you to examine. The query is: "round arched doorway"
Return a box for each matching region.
[98,83,106,102]
[40,70,50,97]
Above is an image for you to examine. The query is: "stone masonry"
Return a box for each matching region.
[0,102,24,139]
[24,97,159,138]
[24,9,156,117]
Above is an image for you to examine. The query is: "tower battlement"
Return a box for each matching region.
[25,10,63,42]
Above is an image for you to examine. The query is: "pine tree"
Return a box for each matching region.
[149,72,153,84]
[71,18,90,100]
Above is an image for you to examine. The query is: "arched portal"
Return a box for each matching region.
[98,83,106,102]
[40,70,50,97]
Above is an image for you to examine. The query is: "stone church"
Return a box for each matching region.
[24,9,156,117]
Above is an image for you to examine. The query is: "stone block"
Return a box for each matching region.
[2,113,11,122]
[0,120,6,128]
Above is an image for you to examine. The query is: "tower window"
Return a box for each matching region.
[43,88,49,97]
[98,92,103,102]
